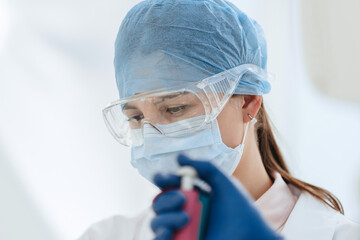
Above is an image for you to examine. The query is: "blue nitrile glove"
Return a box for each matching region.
[151,154,283,240]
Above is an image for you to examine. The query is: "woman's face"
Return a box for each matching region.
[122,92,258,148]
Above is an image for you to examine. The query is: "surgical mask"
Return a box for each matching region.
[131,116,253,183]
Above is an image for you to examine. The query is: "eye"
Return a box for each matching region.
[166,105,187,113]
[127,114,144,122]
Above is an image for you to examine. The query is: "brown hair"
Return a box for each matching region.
[256,102,344,214]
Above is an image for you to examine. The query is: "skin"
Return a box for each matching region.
[216,95,272,200]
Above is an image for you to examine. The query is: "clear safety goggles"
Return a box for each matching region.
[103,64,273,147]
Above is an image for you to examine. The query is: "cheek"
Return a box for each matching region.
[216,104,244,149]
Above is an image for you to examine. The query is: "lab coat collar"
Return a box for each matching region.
[281,189,339,240]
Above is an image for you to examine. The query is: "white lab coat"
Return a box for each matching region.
[78,190,360,240]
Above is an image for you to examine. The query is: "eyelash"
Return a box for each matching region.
[127,114,144,122]
[166,105,187,113]
[127,105,187,122]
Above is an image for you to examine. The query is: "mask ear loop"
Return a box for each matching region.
[239,114,257,152]
[229,113,257,174]
[248,113,257,124]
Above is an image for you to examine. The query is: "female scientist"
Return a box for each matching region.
[79,0,359,239]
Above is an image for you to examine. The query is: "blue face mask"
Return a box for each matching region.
[131,116,251,183]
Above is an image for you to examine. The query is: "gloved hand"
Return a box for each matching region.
[151,154,283,240]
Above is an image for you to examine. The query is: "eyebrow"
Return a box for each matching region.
[153,93,187,104]
[122,92,189,110]
[122,103,137,110]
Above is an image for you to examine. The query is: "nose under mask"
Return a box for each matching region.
[131,116,252,183]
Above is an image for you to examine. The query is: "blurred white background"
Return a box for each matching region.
[0,0,359,239]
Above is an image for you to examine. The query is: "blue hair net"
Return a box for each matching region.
[114,0,271,98]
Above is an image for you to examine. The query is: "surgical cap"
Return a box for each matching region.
[114,0,271,98]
